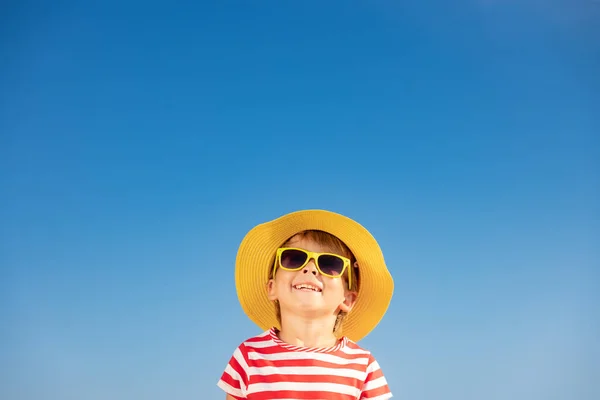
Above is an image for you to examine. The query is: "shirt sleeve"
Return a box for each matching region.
[360,352,393,399]
[217,343,250,399]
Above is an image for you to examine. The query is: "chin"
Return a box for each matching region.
[289,303,338,317]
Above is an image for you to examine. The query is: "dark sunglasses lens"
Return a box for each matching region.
[280,249,308,269]
[317,255,345,276]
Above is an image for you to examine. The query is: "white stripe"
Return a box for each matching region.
[245,340,276,349]
[363,375,388,391]
[341,346,371,355]
[224,364,243,382]
[248,381,361,397]
[366,359,380,373]
[248,365,366,380]
[217,380,244,397]
[248,349,369,365]
[233,347,249,372]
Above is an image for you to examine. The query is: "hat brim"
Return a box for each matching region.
[235,209,394,342]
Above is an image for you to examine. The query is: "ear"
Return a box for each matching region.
[266,279,278,301]
[338,290,357,313]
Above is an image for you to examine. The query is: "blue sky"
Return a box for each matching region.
[1,1,598,399]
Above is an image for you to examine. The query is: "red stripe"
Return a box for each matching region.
[257,372,361,386]
[218,329,392,399]
[219,372,242,391]
[228,358,247,386]
[245,334,270,344]
[251,390,357,400]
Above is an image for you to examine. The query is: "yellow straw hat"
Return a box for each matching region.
[235,209,394,342]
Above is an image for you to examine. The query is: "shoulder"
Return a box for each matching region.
[341,339,387,374]
[239,329,273,347]
[343,338,370,352]
[230,329,275,356]
[242,328,273,344]
[342,338,374,358]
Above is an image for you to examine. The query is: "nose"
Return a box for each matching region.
[303,258,318,276]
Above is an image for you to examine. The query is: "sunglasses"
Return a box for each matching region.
[273,247,353,289]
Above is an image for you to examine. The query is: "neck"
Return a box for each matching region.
[277,313,339,348]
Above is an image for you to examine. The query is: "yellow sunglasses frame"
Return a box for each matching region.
[273,247,353,290]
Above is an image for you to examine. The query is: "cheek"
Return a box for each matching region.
[323,278,346,296]
[273,270,295,286]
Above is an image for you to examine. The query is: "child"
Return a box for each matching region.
[218,209,394,399]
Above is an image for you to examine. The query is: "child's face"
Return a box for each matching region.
[267,234,357,319]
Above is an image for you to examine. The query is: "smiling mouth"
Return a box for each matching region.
[293,284,322,292]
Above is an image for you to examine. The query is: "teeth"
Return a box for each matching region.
[294,284,321,292]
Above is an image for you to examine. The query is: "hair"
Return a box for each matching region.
[270,230,360,335]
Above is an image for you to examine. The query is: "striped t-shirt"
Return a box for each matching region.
[218,328,392,399]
